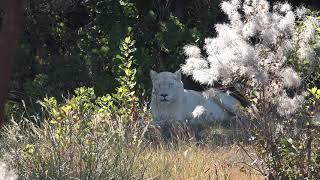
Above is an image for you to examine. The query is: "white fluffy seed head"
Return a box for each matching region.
[192,105,207,118]
[181,57,208,75]
[221,0,239,18]
[242,21,257,38]
[303,16,319,41]
[183,45,201,58]
[295,6,307,19]
[280,67,301,88]
[280,2,292,13]
[192,69,219,85]
[277,94,304,116]
[278,11,295,33]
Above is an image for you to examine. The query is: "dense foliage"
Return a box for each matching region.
[9,0,225,109]
[9,0,319,115]
[2,0,320,179]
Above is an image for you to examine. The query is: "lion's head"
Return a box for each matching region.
[150,70,184,105]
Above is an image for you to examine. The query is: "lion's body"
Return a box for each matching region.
[150,71,241,125]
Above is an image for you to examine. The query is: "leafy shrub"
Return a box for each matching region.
[111,29,139,118]
[1,82,151,179]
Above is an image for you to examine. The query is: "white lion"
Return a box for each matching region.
[150,70,241,125]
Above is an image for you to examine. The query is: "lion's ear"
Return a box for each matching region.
[150,70,157,81]
[174,70,181,80]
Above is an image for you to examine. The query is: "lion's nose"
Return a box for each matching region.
[160,94,168,98]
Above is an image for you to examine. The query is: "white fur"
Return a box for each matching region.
[150,70,241,125]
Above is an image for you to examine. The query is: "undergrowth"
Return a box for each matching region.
[0,117,262,180]
[0,87,261,179]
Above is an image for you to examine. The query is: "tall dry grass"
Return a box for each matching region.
[0,115,264,180]
[139,144,263,179]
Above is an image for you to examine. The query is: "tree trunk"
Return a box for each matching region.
[0,0,24,126]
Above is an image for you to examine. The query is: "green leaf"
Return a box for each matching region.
[124,37,131,44]
[125,69,132,76]
[308,87,317,95]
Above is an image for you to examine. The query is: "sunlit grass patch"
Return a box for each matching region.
[140,144,263,180]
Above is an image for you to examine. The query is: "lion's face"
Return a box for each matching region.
[150,70,184,105]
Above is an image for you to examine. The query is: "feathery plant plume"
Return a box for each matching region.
[192,105,207,119]
[294,11,320,62]
[280,67,301,88]
[182,0,319,117]
[277,93,304,117]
